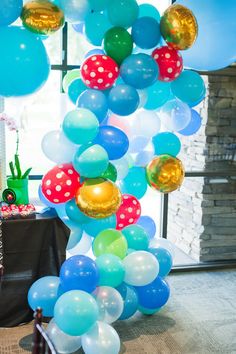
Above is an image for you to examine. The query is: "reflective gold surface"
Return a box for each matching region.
[21,0,65,35]
[160,4,198,50]
[76,178,122,219]
[146,155,185,193]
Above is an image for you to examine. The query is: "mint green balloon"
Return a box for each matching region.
[96,254,125,287]
[107,0,139,28]
[122,225,149,251]
[73,144,109,178]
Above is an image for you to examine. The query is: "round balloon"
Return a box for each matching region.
[132,16,161,49]
[149,247,173,277]
[108,84,140,116]
[144,80,171,110]
[93,228,128,259]
[85,12,111,46]
[88,0,109,12]
[59,0,91,23]
[116,194,141,230]
[77,89,108,123]
[0,0,23,26]
[139,4,160,21]
[94,286,124,323]
[178,109,202,136]
[83,214,117,238]
[116,283,138,320]
[152,46,183,82]
[137,216,156,239]
[120,167,148,199]
[122,225,149,251]
[107,0,139,28]
[67,78,87,104]
[160,98,191,131]
[104,27,133,66]
[101,163,117,182]
[96,254,125,287]
[65,198,91,224]
[152,132,181,157]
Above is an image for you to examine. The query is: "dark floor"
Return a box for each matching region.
[1,270,236,354]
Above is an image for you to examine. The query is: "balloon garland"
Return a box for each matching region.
[2,0,232,353]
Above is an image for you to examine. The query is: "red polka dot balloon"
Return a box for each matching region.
[81,54,119,90]
[116,194,141,230]
[42,163,82,204]
[152,46,183,82]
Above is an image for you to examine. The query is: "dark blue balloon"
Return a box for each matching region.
[116,283,138,320]
[120,53,158,89]
[77,89,108,123]
[149,248,173,277]
[60,255,99,293]
[178,109,202,136]
[135,276,170,309]
[93,125,129,160]
[68,78,87,104]
[132,16,161,49]
[137,216,156,239]
[108,84,140,116]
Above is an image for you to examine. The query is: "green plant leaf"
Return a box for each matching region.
[15,154,22,179]
[22,167,32,179]
[9,161,16,179]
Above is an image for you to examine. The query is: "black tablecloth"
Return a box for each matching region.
[0,213,69,327]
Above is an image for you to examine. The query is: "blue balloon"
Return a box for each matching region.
[85,12,112,46]
[108,84,140,116]
[28,276,60,317]
[171,70,206,106]
[72,22,84,33]
[135,276,170,309]
[152,132,181,157]
[38,184,57,208]
[138,4,160,21]
[84,48,105,59]
[77,89,108,123]
[178,109,202,136]
[0,26,50,97]
[83,215,117,237]
[93,125,129,160]
[132,17,161,49]
[60,255,99,293]
[116,283,138,320]
[0,0,23,26]
[88,0,109,12]
[65,198,90,224]
[120,167,147,199]
[137,216,156,239]
[120,54,158,89]
[68,78,87,104]
[144,81,171,110]
[177,0,236,71]
[149,247,173,277]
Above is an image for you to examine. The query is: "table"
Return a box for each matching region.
[0,213,70,327]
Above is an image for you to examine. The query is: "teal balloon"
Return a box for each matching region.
[62,109,99,145]
[0,26,50,97]
[116,283,138,320]
[96,254,125,287]
[88,0,109,11]
[68,78,87,104]
[144,80,171,110]
[120,167,147,199]
[73,144,109,178]
[85,12,112,46]
[122,225,149,251]
[139,4,160,21]
[65,198,90,224]
[138,306,161,315]
[171,70,206,106]
[152,132,181,157]
[83,215,116,238]
[0,0,23,26]
[54,290,99,336]
[149,247,173,277]
[107,0,139,28]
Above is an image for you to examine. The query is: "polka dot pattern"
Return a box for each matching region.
[152,46,183,82]
[116,194,141,230]
[42,163,82,204]
[81,54,119,90]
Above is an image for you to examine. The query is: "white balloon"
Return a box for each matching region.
[131,110,161,139]
[137,89,148,108]
[160,99,191,132]
[94,286,124,324]
[66,232,92,258]
[149,238,175,258]
[59,0,91,23]
[113,156,130,180]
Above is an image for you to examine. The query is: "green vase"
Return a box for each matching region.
[5,178,29,205]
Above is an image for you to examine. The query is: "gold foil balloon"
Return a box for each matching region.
[76,178,122,219]
[160,4,198,50]
[21,0,65,35]
[146,155,185,193]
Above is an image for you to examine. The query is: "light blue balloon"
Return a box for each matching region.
[122,225,149,251]
[54,290,99,336]
[137,216,156,239]
[62,109,99,145]
[72,22,84,33]
[107,0,139,28]
[149,247,173,277]
[65,198,90,224]
[28,276,60,317]
[171,70,206,106]
[96,254,125,287]
[132,16,161,49]
[138,4,160,21]
[85,12,112,46]
[120,166,147,199]
[67,227,83,250]
[68,78,87,104]
[160,99,191,131]
[116,283,138,320]
[144,80,171,110]
[38,184,57,208]
[0,26,50,97]
[177,0,236,71]
[88,0,109,11]
[0,0,23,26]
[84,48,105,59]
[108,84,140,116]
[77,89,108,123]
[128,136,149,154]
[73,144,109,178]
[120,53,158,89]
[83,215,116,237]
[152,132,181,157]
[59,0,91,23]
[178,109,202,136]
